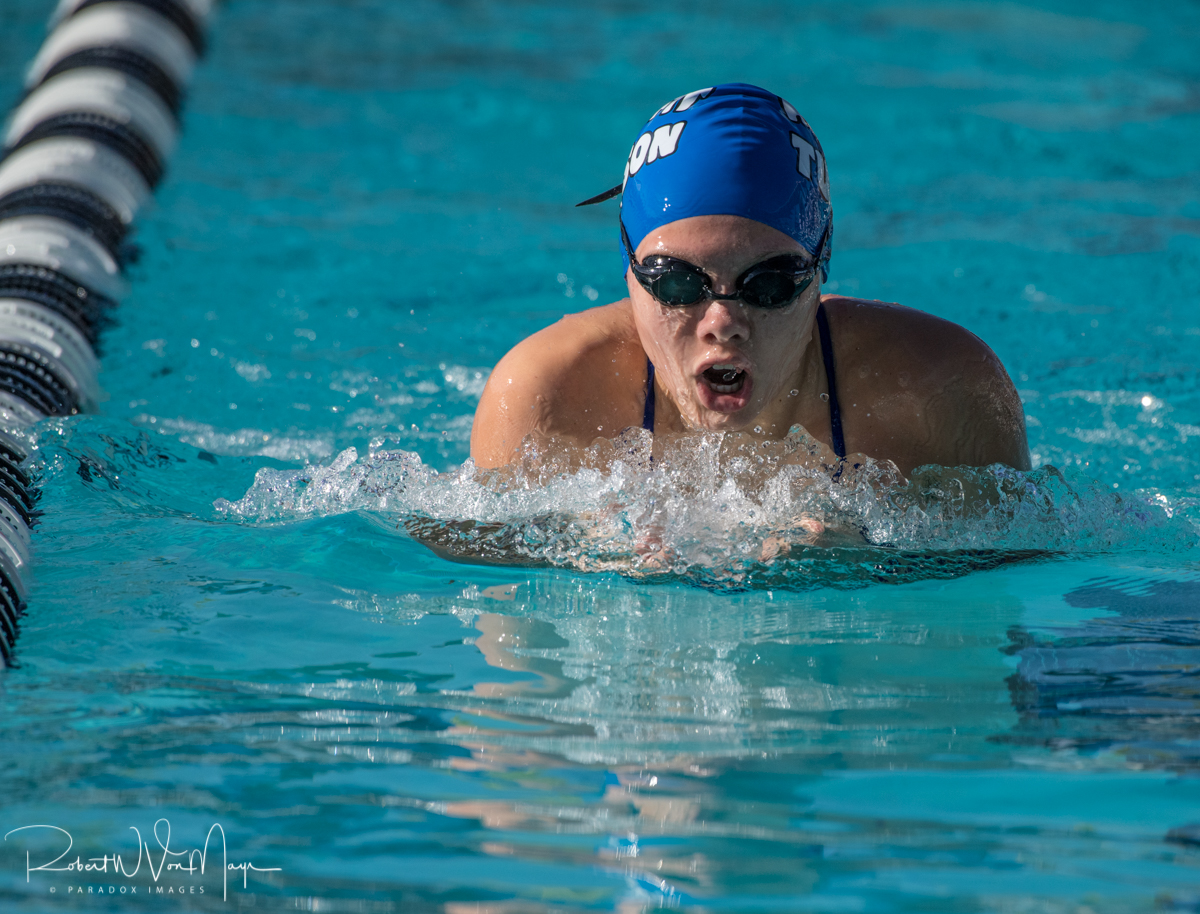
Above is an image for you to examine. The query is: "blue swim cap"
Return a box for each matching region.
[581,83,832,280]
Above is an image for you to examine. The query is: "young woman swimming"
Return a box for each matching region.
[470,83,1030,477]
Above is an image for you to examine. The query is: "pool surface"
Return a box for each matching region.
[1,0,1199,910]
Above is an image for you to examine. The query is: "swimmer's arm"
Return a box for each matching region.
[932,333,1031,471]
[470,337,559,469]
[828,299,1030,473]
[470,305,638,468]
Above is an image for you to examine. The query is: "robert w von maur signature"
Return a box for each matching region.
[5,819,281,901]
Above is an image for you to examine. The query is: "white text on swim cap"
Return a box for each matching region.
[656,87,714,116]
[790,133,830,203]
[624,121,687,185]
[779,97,813,132]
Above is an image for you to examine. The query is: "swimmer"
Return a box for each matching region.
[470,83,1030,478]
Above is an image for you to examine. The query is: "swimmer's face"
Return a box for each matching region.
[627,214,821,432]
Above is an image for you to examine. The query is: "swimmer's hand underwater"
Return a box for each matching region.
[470,83,1029,478]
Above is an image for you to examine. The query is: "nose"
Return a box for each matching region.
[697,296,750,345]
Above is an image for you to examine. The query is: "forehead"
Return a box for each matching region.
[635,214,808,269]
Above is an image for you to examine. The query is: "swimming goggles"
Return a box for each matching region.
[622,221,827,309]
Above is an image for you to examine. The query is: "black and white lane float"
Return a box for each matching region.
[0,0,211,663]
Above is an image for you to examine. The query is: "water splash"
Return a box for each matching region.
[215,428,1198,588]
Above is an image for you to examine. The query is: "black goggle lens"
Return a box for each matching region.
[741,271,809,308]
[650,270,707,305]
[621,219,828,310]
[642,265,814,309]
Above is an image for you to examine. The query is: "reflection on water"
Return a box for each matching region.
[440,573,1023,766]
[409,573,1200,909]
[5,495,1200,909]
[1003,575,1200,771]
[317,574,1038,908]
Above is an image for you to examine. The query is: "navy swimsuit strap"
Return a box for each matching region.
[815,303,846,459]
[642,359,656,432]
[642,306,843,459]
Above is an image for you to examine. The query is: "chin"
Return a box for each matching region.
[690,407,755,433]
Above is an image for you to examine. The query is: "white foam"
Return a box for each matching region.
[137,416,334,462]
[216,429,1198,582]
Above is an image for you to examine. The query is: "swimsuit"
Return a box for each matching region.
[814,302,846,459]
[642,303,846,460]
[642,359,656,433]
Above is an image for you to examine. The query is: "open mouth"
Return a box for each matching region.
[702,365,747,394]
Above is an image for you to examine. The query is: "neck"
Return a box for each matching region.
[753,327,827,438]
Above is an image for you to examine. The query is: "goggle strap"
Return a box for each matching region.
[577,184,624,207]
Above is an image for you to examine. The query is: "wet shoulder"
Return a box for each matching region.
[471,300,645,465]
[820,295,1001,392]
[493,300,641,386]
[818,295,1027,470]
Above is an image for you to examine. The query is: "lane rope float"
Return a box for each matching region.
[0,0,212,665]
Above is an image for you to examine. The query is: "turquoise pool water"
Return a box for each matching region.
[2,0,1199,910]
